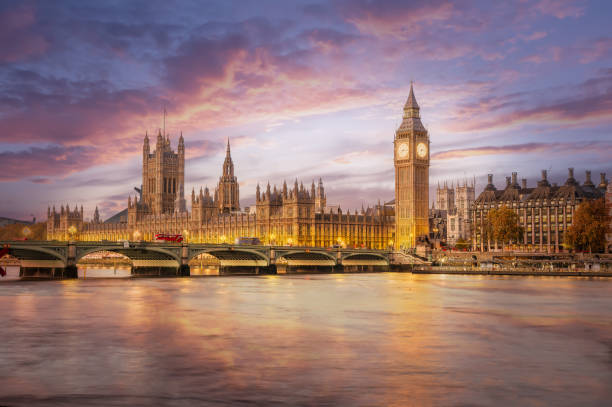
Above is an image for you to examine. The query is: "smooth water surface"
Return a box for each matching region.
[1,273,611,406]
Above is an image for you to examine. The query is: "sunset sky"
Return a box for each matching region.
[1,0,611,221]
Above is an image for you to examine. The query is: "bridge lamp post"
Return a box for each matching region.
[22,226,32,240]
[287,237,293,247]
[182,229,189,243]
[133,230,141,241]
[68,225,77,242]
[270,233,276,246]
[388,239,394,250]
[220,234,227,244]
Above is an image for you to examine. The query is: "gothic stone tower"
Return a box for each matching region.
[216,139,240,213]
[436,181,455,212]
[141,130,185,215]
[394,83,430,249]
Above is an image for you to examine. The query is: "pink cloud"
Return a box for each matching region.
[446,72,612,133]
[0,28,392,183]
[0,145,98,182]
[432,141,612,160]
[521,31,548,41]
[0,6,48,62]
[547,38,612,64]
[521,54,546,64]
[535,0,586,19]
[332,150,381,165]
[579,37,612,64]
[342,0,455,38]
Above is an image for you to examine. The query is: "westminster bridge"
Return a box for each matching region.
[0,241,426,279]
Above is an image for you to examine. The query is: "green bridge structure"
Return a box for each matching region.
[0,241,425,278]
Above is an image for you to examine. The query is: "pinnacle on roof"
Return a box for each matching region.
[404,82,420,111]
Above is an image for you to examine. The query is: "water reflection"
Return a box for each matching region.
[1,274,611,406]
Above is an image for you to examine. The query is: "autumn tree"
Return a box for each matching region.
[487,206,523,250]
[565,199,607,253]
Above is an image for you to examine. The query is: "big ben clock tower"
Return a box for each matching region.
[394,83,429,249]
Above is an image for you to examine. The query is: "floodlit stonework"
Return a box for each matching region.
[48,133,395,248]
[394,84,430,249]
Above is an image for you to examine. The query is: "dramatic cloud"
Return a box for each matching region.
[447,71,612,132]
[534,0,586,19]
[432,142,612,160]
[0,5,48,62]
[341,0,455,38]
[0,145,98,181]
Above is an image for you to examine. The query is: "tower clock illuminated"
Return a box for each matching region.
[393,83,430,249]
[417,142,427,158]
[397,142,409,159]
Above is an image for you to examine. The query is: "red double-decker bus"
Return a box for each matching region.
[154,233,183,243]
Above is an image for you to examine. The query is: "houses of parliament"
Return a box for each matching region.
[47,85,430,249]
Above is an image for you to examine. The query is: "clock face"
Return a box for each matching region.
[417,142,427,158]
[397,142,409,159]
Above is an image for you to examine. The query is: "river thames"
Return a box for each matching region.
[1,273,611,406]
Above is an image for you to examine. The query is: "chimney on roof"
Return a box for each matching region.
[511,172,518,186]
[599,173,608,188]
[565,167,578,186]
[505,176,511,187]
[541,170,547,181]
[522,179,527,189]
[584,170,594,186]
[485,174,496,191]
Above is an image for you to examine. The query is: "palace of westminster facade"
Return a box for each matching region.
[47,85,430,248]
[47,83,611,252]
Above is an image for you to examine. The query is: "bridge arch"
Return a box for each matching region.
[5,244,67,263]
[276,250,337,264]
[341,252,389,266]
[189,247,269,265]
[76,246,181,263]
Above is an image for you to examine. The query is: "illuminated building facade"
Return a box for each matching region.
[48,134,395,249]
[471,169,608,252]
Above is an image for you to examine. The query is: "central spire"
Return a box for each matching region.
[397,82,425,132]
[403,82,420,118]
[223,138,233,175]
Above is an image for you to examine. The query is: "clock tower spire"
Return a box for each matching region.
[394,83,430,249]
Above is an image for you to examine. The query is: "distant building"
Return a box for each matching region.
[436,182,454,212]
[0,216,35,228]
[447,181,475,246]
[432,180,475,246]
[471,169,607,252]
